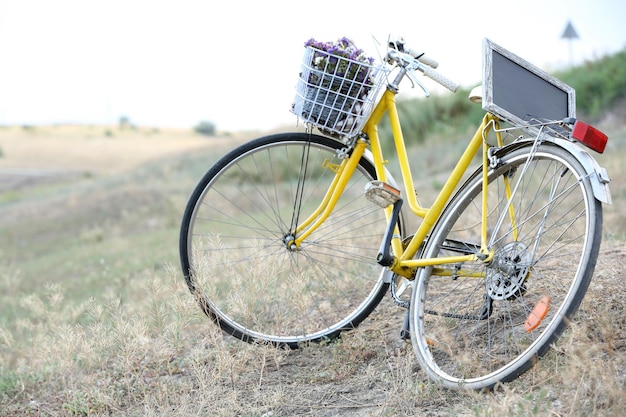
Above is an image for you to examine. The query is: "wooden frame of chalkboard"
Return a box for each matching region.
[482,38,576,129]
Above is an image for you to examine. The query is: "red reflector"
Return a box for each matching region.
[572,121,608,153]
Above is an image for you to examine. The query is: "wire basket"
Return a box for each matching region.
[292,46,390,138]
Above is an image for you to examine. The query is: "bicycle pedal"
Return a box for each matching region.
[365,181,401,208]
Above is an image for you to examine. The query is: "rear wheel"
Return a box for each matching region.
[180,133,396,347]
[411,143,602,389]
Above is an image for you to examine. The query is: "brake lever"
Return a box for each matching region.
[406,68,430,97]
[386,48,431,97]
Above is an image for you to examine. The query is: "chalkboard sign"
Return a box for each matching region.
[482,39,575,127]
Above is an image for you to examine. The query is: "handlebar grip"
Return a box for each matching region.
[416,54,439,69]
[404,47,439,69]
[422,66,459,93]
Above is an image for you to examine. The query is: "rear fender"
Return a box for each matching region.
[495,138,612,204]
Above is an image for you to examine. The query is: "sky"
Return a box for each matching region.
[0,0,625,132]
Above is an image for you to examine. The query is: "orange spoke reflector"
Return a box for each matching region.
[524,295,551,332]
[426,337,435,347]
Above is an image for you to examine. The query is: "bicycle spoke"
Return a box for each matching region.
[180,133,395,346]
[412,144,602,390]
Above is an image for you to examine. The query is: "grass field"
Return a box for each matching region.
[0,122,624,416]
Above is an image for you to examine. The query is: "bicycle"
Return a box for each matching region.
[179,36,611,390]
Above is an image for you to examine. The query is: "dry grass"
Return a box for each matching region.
[0,124,624,416]
[1,252,624,416]
[0,124,254,175]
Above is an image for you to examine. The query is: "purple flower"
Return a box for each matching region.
[303,37,377,89]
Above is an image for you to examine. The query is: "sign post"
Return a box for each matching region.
[561,20,580,66]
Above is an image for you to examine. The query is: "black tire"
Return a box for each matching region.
[180,132,394,347]
[411,143,602,389]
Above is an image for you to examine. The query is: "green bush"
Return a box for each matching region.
[194,120,216,136]
[557,48,626,120]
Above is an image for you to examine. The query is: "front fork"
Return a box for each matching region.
[287,137,370,250]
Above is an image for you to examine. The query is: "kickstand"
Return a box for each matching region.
[400,306,411,340]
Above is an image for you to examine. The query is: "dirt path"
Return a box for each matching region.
[0,125,254,191]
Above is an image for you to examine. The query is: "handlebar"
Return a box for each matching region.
[389,37,439,69]
[387,37,460,93]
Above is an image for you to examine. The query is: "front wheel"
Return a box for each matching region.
[180,133,395,348]
[411,143,603,390]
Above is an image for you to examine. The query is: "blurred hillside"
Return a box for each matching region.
[379,48,626,144]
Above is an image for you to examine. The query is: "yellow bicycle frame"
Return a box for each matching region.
[293,88,511,278]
